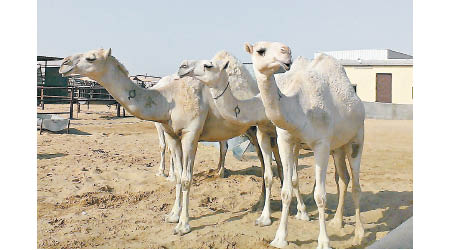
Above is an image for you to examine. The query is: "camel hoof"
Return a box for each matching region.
[217,168,225,178]
[255,215,272,227]
[295,212,310,221]
[166,175,176,182]
[329,217,343,228]
[316,240,330,249]
[164,212,179,223]
[352,226,364,245]
[270,236,288,248]
[173,222,191,235]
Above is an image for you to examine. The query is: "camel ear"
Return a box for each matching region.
[244,43,253,54]
[222,60,229,71]
[104,48,112,57]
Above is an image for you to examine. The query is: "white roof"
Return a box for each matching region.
[337,59,413,66]
[315,49,412,60]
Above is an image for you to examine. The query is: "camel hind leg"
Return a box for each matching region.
[344,126,365,245]
[245,127,267,211]
[155,123,167,177]
[216,141,228,178]
[293,143,310,221]
[329,147,350,229]
[166,146,176,182]
[270,137,283,186]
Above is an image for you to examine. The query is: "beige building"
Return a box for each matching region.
[315,49,413,104]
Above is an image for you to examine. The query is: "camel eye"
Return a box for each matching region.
[180,64,187,68]
[204,64,213,69]
[86,56,96,62]
[257,48,266,56]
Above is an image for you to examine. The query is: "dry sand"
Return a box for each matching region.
[37,104,413,249]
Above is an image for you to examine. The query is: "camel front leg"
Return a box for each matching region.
[173,132,200,235]
[216,140,228,178]
[164,135,182,223]
[293,143,310,221]
[255,128,274,226]
[270,129,294,248]
[313,141,331,249]
[155,123,167,177]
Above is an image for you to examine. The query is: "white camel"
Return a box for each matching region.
[244,41,365,248]
[178,57,311,224]
[59,48,287,235]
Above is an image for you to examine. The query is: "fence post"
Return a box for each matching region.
[122,107,126,117]
[88,89,93,110]
[76,87,80,117]
[69,88,74,119]
[40,87,44,110]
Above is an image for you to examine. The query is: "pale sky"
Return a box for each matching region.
[38,0,412,76]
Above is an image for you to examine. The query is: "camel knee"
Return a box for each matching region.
[281,187,292,203]
[352,185,361,199]
[314,189,327,208]
[181,179,191,190]
[181,175,192,190]
[264,174,273,188]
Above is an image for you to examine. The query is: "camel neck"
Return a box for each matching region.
[209,76,266,126]
[254,71,291,129]
[96,62,171,122]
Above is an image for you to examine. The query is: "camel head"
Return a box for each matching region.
[59,48,116,80]
[244,41,292,76]
[177,59,229,87]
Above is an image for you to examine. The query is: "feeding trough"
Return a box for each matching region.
[200,135,256,161]
[37,114,70,134]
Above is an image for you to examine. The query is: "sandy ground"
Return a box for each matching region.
[37,104,413,249]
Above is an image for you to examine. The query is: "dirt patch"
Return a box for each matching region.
[37,104,413,248]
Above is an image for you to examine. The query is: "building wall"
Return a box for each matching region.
[343,65,413,104]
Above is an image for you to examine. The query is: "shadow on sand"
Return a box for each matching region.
[38,128,91,135]
[37,153,68,160]
[252,189,413,248]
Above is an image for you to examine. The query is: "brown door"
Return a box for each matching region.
[376,73,392,103]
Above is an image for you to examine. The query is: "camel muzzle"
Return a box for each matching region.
[59,57,79,76]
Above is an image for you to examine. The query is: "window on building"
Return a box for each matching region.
[352,84,357,94]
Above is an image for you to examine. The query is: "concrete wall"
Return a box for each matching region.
[344,65,413,104]
[363,101,413,120]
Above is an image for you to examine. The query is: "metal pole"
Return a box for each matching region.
[69,88,74,119]
[40,87,44,110]
[116,103,120,117]
[77,101,80,117]
[122,107,126,117]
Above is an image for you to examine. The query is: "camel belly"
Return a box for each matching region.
[199,117,250,142]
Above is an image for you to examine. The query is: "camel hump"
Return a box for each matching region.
[310,53,347,76]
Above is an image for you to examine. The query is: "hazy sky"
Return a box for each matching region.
[38,0,412,76]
